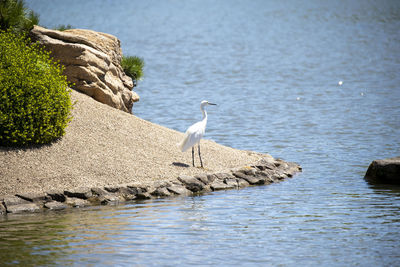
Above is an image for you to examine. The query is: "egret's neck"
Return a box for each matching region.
[201,105,208,122]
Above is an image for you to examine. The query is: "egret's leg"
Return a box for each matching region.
[192,147,195,167]
[198,143,203,168]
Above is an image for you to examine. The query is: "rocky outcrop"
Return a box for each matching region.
[0,156,301,216]
[365,157,400,185]
[30,25,139,113]
[2,196,41,214]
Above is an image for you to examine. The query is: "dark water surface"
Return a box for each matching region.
[2,0,400,266]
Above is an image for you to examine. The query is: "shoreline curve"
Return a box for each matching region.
[0,90,301,215]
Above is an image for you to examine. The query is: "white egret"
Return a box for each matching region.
[178,100,217,167]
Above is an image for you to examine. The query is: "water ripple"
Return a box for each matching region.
[5,0,400,265]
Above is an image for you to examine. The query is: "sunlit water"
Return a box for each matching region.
[2,0,400,265]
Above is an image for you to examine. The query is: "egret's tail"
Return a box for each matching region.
[177,134,189,152]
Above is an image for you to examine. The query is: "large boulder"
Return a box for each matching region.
[30,25,139,113]
[365,157,400,184]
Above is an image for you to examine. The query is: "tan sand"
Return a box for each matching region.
[0,90,263,196]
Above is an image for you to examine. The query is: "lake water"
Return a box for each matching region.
[2,0,400,265]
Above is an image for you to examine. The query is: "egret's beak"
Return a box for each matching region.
[208,103,217,105]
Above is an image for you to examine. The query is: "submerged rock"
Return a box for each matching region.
[365,157,400,185]
[98,194,120,205]
[65,197,90,208]
[44,201,68,210]
[30,25,139,113]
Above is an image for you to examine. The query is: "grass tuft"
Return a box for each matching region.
[121,56,144,85]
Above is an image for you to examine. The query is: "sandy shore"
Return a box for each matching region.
[0,90,263,196]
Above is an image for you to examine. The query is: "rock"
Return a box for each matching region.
[3,196,40,214]
[151,187,171,197]
[127,185,154,200]
[125,186,152,200]
[224,178,239,189]
[104,186,120,193]
[30,25,139,113]
[47,191,66,202]
[214,172,235,181]
[3,196,30,207]
[274,173,287,180]
[65,197,90,207]
[178,175,205,192]
[0,203,6,215]
[135,192,152,200]
[194,174,209,185]
[207,173,238,190]
[232,171,265,185]
[253,157,276,171]
[210,180,234,191]
[6,203,41,214]
[16,193,49,203]
[116,187,137,200]
[2,195,42,214]
[273,159,287,169]
[90,187,120,204]
[152,181,172,188]
[274,159,301,174]
[237,178,250,188]
[91,187,108,196]
[126,186,148,195]
[98,194,120,205]
[167,184,192,196]
[202,185,213,193]
[241,167,257,176]
[44,201,68,210]
[255,170,275,184]
[206,174,217,183]
[285,162,302,174]
[64,188,93,199]
[365,157,400,184]
[101,187,133,202]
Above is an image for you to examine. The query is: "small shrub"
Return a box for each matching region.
[0,30,73,146]
[121,55,144,85]
[54,24,73,31]
[0,0,39,34]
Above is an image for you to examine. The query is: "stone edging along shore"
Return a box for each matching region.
[0,157,301,216]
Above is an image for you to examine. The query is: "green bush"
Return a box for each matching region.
[0,30,72,147]
[121,55,144,85]
[54,24,73,31]
[0,0,39,34]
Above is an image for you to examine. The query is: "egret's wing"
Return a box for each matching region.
[178,131,198,152]
[178,122,204,152]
